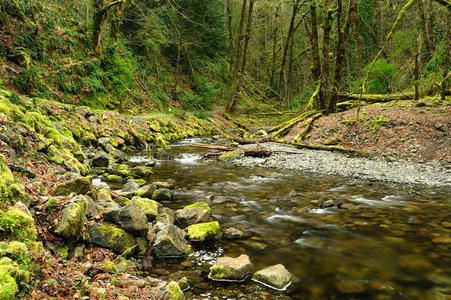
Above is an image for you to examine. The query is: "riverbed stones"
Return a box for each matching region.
[54,176,92,196]
[97,188,112,203]
[223,227,246,240]
[103,204,148,232]
[219,149,245,160]
[152,188,173,201]
[123,180,139,194]
[152,222,191,258]
[89,223,136,255]
[132,166,154,180]
[209,254,253,281]
[175,202,212,228]
[132,197,160,221]
[186,221,220,242]
[252,264,292,290]
[135,183,157,198]
[54,195,88,238]
[157,207,175,224]
[92,151,110,167]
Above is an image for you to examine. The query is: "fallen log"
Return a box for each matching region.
[292,112,323,142]
[191,143,273,158]
[290,142,370,156]
[190,143,236,151]
[338,92,415,102]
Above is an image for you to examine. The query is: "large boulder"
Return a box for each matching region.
[55,176,92,196]
[122,180,139,194]
[92,151,110,167]
[175,202,212,228]
[103,204,148,232]
[89,223,136,255]
[152,222,191,258]
[186,221,220,242]
[54,195,88,238]
[252,264,292,290]
[209,254,254,281]
[132,197,160,221]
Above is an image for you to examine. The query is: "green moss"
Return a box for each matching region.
[54,196,88,238]
[103,259,118,273]
[0,242,29,260]
[56,246,69,259]
[369,115,387,135]
[92,223,136,255]
[341,119,357,125]
[46,198,58,213]
[209,264,231,280]
[54,176,92,196]
[44,127,64,145]
[132,197,160,220]
[219,149,244,160]
[184,202,211,214]
[7,184,31,207]
[165,281,184,300]
[0,209,37,249]
[105,174,123,184]
[0,272,18,300]
[97,189,113,202]
[186,221,220,242]
[0,154,14,195]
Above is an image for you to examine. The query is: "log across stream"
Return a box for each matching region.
[126,137,451,299]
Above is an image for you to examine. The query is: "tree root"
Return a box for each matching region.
[292,112,323,142]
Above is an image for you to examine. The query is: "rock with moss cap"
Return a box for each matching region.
[218,149,245,160]
[163,281,184,300]
[55,176,92,196]
[132,197,160,221]
[135,183,157,198]
[252,264,292,290]
[0,154,14,193]
[132,166,154,180]
[103,204,148,232]
[96,188,113,203]
[0,241,29,260]
[152,222,191,258]
[54,195,88,238]
[0,208,38,249]
[175,202,212,228]
[7,184,31,207]
[152,188,173,201]
[186,221,220,242]
[89,223,136,255]
[209,254,253,281]
[0,257,30,299]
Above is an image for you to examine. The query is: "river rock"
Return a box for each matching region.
[89,223,136,255]
[154,181,175,190]
[337,279,366,294]
[54,195,88,238]
[152,188,173,201]
[219,149,245,160]
[175,202,212,228]
[135,183,157,198]
[152,222,191,258]
[123,180,139,194]
[132,166,154,180]
[55,176,92,196]
[109,149,127,162]
[209,254,253,281]
[92,178,110,192]
[157,207,175,224]
[223,227,246,240]
[186,221,220,242]
[252,264,292,290]
[92,151,110,167]
[162,281,184,300]
[97,188,112,203]
[132,197,160,221]
[103,204,148,232]
[97,137,111,149]
[86,196,101,218]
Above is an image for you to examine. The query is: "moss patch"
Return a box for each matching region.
[54,176,92,196]
[0,209,38,249]
[54,196,88,238]
[184,202,211,214]
[132,197,160,221]
[165,281,184,300]
[186,221,220,242]
[209,264,232,280]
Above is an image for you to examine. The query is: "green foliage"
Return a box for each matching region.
[364,59,397,94]
[181,76,218,110]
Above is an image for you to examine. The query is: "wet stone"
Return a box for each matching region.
[252,264,292,290]
[209,254,253,281]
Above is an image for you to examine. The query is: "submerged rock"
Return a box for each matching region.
[209,254,253,281]
[223,227,246,240]
[152,222,191,258]
[252,264,292,290]
[89,223,136,255]
[103,204,148,232]
[92,151,110,167]
[175,202,212,228]
[186,221,220,242]
[55,176,92,196]
[54,195,88,238]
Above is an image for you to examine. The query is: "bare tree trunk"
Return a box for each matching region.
[234,0,248,73]
[277,0,301,110]
[226,0,234,68]
[414,39,420,100]
[442,10,451,100]
[306,4,321,85]
[418,0,433,63]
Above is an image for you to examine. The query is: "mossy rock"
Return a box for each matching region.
[96,189,113,203]
[89,223,136,255]
[54,195,88,238]
[0,209,37,248]
[105,174,124,184]
[135,184,157,199]
[184,202,211,213]
[164,281,184,300]
[7,184,31,207]
[131,197,160,221]
[186,221,220,242]
[219,149,245,160]
[0,242,29,260]
[0,154,14,194]
[55,176,93,196]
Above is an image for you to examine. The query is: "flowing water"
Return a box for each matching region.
[129,137,451,299]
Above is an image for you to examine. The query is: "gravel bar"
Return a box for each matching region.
[233,143,451,187]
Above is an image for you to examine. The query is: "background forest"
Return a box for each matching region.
[0,0,449,114]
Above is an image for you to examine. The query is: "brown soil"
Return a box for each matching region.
[284,100,450,162]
